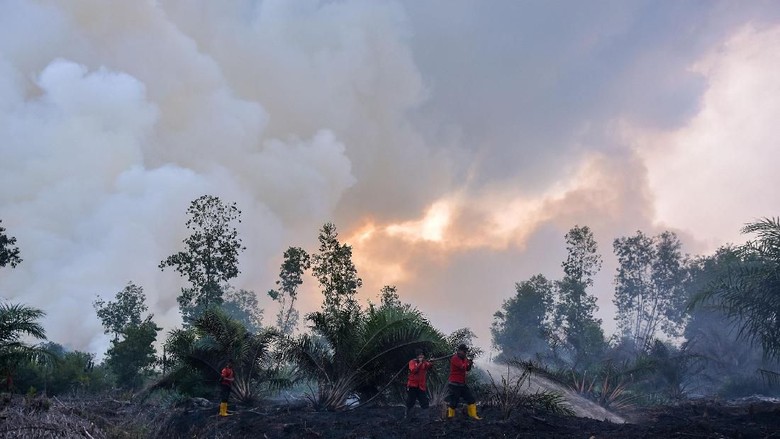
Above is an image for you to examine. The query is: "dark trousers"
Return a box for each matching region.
[220,384,231,403]
[406,387,429,409]
[446,383,475,408]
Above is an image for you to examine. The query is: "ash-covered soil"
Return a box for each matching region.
[3,394,779,438]
[153,398,780,439]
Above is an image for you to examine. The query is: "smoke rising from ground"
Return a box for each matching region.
[1,1,779,354]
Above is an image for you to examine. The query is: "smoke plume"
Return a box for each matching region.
[1,0,779,354]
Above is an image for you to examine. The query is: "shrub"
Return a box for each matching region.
[483,362,573,419]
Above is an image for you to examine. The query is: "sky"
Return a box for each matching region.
[1,0,779,355]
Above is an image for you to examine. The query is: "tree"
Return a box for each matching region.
[693,218,780,359]
[377,285,404,310]
[491,275,554,362]
[283,224,450,410]
[0,220,22,269]
[554,225,605,370]
[288,304,448,410]
[159,195,245,323]
[685,307,771,396]
[94,284,160,390]
[267,247,310,335]
[0,303,48,391]
[684,248,761,394]
[613,231,688,351]
[222,287,264,333]
[156,307,285,403]
[631,340,703,401]
[93,282,148,340]
[13,342,112,396]
[310,223,362,329]
[105,319,159,390]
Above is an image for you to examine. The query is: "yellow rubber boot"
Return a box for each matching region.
[219,402,228,417]
[467,404,482,420]
[447,407,455,419]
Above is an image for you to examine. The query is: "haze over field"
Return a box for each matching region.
[1,0,779,355]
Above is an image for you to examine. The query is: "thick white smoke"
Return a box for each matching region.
[1,1,779,355]
[0,0,436,353]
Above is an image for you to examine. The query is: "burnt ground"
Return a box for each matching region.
[152,399,780,439]
[3,394,780,438]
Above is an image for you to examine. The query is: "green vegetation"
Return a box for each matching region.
[158,307,284,403]
[0,303,50,392]
[553,225,607,371]
[693,218,780,357]
[491,275,554,363]
[94,283,160,390]
[483,360,574,419]
[3,205,780,419]
[0,219,22,269]
[613,231,688,350]
[284,224,450,409]
[267,246,310,335]
[159,195,246,323]
[492,219,780,412]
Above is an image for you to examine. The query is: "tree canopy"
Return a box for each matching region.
[554,225,605,370]
[94,283,160,390]
[613,231,688,350]
[491,274,554,362]
[268,246,310,335]
[694,218,780,359]
[0,219,22,269]
[0,302,49,390]
[94,282,148,340]
[159,195,245,322]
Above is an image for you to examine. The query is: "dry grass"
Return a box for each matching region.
[0,393,164,439]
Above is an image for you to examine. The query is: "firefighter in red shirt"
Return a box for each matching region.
[218,359,235,417]
[447,344,481,419]
[405,349,433,418]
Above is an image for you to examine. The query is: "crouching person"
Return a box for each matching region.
[447,344,481,420]
[405,349,433,419]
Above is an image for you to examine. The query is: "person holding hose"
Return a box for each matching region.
[405,348,433,418]
[447,344,481,420]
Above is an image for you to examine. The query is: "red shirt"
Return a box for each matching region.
[220,367,234,386]
[407,359,432,390]
[448,355,472,384]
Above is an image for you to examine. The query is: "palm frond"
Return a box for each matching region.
[0,303,47,342]
[153,306,282,403]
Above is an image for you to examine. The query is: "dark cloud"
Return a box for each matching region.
[402,0,780,186]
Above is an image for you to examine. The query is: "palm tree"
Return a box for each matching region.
[155,306,285,403]
[694,217,780,358]
[0,302,49,391]
[286,304,449,410]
